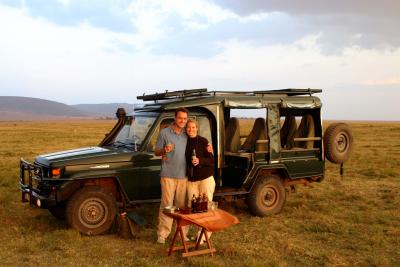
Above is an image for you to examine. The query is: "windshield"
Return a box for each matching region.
[113,114,157,150]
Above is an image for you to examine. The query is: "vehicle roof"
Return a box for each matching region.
[134,88,322,112]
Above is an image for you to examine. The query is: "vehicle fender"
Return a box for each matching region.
[245,164,290,192]
[56,176,128,204]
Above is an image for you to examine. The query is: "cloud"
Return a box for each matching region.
[212,0,400,17]
[1,0,262,55]
[0,2,399,120]
[1,0,135,32]
[125,0,241,50]
[212,0,400,51]
[363,78,400,86]
[56,0,71,7]
[0,0,284,58]
[2,0,400,54]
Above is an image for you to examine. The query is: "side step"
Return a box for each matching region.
[214,188,249,197]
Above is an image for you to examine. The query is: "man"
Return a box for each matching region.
[155,107,189,244]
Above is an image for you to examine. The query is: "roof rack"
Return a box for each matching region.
[211,88,322,95]
[137,88,322,102]
[137,88,208,101]
[252,88,322,96]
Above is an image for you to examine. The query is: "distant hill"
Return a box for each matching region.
[0,96,90,121]
[0,96,135,121]
[71,103,134,118]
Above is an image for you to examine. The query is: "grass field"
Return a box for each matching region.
[0,120,399,266]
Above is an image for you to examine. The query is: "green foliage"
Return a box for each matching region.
[0,120,399,266]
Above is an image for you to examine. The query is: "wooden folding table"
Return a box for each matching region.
[164,209,239,258]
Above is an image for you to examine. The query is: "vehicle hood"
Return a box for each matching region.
[35,146,134,167]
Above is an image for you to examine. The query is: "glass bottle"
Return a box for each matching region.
[190,149,196,178]
[201,193,208,211]
[195,195,201,212]
[203,194,209,211]
[191,194,196,212]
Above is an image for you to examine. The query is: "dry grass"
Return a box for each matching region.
[0,120,399,266]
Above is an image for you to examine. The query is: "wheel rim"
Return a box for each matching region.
[78,197,108,229]
[336,132,349,154]
[260,185,278,209]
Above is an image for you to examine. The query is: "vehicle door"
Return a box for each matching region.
[127,116,176,201]
[279,108,323,178]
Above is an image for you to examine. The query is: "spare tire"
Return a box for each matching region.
[323,123,353,163]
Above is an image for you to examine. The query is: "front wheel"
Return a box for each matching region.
[247,175,286,216]
[66,186,117,235]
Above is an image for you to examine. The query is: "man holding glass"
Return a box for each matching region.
[154,107,189,244]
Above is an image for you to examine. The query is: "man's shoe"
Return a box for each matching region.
[157,237,165,244]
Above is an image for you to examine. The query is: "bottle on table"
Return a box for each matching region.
[191,194,196,212]
[201,193,208,211]
[195,195,202,212]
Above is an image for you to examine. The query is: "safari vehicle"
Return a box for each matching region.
[19,88,353,235]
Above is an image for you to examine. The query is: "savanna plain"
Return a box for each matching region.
[0,120,399,266]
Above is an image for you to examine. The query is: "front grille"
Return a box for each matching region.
[33,162,50,179]
[20,158,53,205]
[20,159,50,191]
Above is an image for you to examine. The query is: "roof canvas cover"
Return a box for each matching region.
[223,96,321,109]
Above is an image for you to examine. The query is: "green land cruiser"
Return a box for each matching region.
[19,88,353,235]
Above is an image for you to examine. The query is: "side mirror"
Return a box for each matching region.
[116,108,126,119]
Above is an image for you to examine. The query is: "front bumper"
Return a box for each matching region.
[19,158,56,209]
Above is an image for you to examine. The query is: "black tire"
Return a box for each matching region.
[66,186,117,235]
[247,175,286,216]
[323,123,353,164]
[49,202,66,220]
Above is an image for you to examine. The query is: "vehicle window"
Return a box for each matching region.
[147,118,175,152]
[279,110,319,150]
[228,108,268,144]
[197,116,212,142]
[114,115,157,150]
[147,116,202,152]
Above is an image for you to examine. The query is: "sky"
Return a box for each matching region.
[0,0,399,120]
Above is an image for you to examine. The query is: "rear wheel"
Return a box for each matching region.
[247,175,286,216]
[66,186,117,235]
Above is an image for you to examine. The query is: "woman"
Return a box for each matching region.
[185,119,215,202]
[185,119,215,242]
